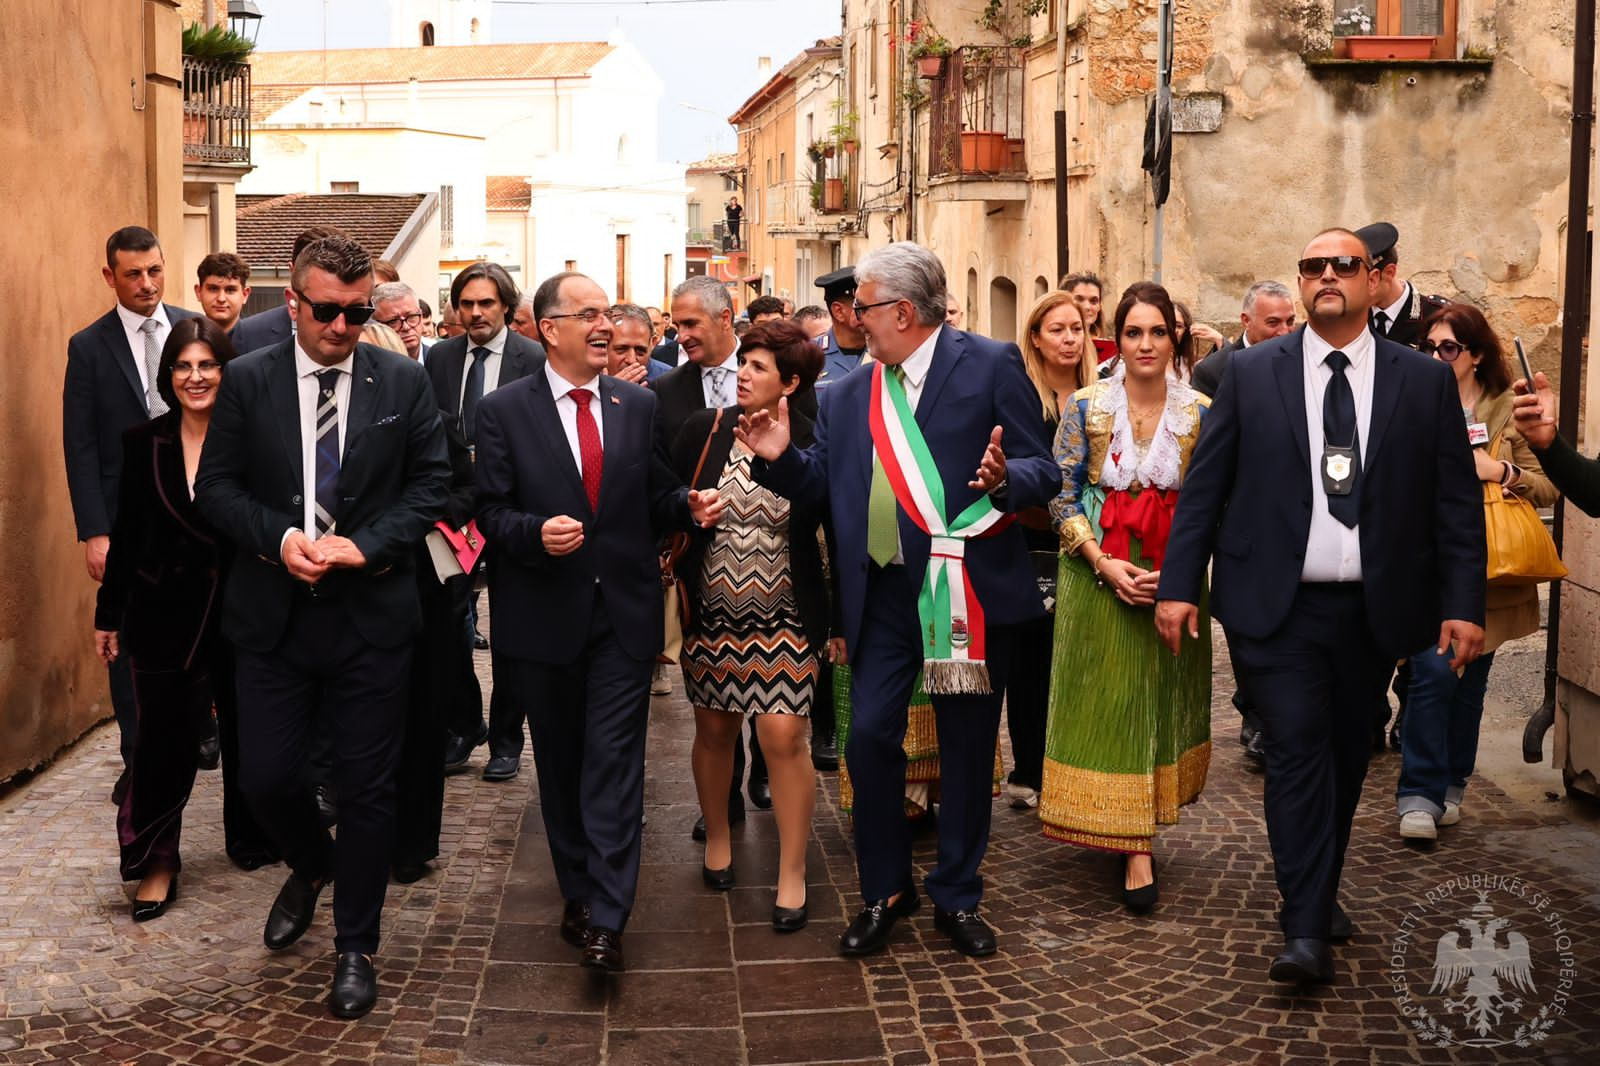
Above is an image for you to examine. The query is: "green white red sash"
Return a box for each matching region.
[868,362,1011,694]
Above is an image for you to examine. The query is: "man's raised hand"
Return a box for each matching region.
[734,396,791,460]
[969,426,1007,491]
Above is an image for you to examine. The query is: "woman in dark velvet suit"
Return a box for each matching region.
[94,317,273,920]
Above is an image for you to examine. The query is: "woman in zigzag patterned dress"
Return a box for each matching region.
[671,320,829,932]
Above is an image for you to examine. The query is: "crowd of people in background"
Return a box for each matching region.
[64,214,1596,1018]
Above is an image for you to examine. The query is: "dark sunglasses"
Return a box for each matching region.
[1420,338,1469,361]
[294,291,375,325]
[1297,256,1370,280]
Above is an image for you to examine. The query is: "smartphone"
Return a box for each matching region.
[1514,336,1535,388]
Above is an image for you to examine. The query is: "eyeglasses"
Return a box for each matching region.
[171,360,223,377]
[375,311,423,330]
[1420,339,1469,362]
[851,298,902,317]
[544,308,608,324]
[294,291,376,325]
[1297,256,1370,280]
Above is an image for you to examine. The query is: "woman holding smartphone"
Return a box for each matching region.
[1397,304,1556,843]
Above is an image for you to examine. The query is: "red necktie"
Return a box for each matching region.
[569,387,603,511]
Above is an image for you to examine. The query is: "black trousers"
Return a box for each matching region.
[212,646,279,866]
[508,588,652,932]
[235,595,410,955]
[1003,612,1052,792]
[444,573,486,741]
[109,649,137,766]
[394,567,468,868]
[1229,583,1391,939]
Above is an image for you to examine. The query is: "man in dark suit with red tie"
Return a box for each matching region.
[474,271,723,974]
[196,235,450,1017]
[1157,227,1484,985]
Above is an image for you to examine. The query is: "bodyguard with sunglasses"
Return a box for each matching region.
[1156,227,1484,986]
[196,234,450,1018]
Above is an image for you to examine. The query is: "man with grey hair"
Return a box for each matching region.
[608,303,673,384]
[372,281,425,361]
[1192,280,1296,398]
[736,241,1060,959]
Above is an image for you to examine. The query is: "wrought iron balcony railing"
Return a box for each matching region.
[926,45,1025,179]
[183,56,251,166]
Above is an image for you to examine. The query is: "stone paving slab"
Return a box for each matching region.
[1,624,1598,1064]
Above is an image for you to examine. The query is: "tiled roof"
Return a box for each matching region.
[235,193,429,267]
[485,176,530,211]
[251,42,613,87]
[688,153,739,172]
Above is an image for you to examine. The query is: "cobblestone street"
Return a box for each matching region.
[3,624,1600,1065]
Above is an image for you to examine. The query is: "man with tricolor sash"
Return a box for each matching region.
[736,242,1060,958]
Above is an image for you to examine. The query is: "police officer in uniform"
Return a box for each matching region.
[814,267,870,393]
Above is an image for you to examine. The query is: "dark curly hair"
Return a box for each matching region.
[1421,302,1511,396]
[156,316,238,411]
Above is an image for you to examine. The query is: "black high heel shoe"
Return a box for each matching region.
[1121,857,1158,915]
[132,874,179,922]
[702,863,736,891]
[771,893,808,933]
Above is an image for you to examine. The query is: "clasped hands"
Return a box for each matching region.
[539,489,725,557]
[282,531,367,585]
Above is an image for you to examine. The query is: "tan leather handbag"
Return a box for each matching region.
[1484,436,1566,587]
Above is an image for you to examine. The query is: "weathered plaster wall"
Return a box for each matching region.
[0,0,186,782]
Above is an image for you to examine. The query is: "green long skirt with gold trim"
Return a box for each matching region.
[1039,552,1212,852]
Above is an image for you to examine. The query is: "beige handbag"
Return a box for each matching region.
[1483,435,1566,587]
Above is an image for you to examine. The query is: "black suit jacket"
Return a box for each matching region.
[1374,284,1447,350]
[1190,338,1241,399]
[474,371,692,663]
[94,411,227,669]
[670,406,829,647]
[1157,327,1485,659]
[651,355,816,455]
[63,303,200,540]
[229,305,293,356]
[424,331,545,429]
[194,339,451,652]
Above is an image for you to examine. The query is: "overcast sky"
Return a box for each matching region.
[252,0,839,163]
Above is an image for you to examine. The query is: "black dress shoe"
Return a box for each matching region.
[110,768,130,807]
[1330,902,1354,941]
[1269,938,1334,984]
[444,724,488,773]
[748,776,773,810]
[391,861,430,885]
[1238,723,1258,747]
[196,734,221,772]
[328,952,378,1019]
[772,896,808,933]
[473,629,490,651]
[702,863,736,891]
[934,907,997,957]
[810,735,839,772]
[482,755,520,781]
[228,848,280,872]
[840,888,921,956]
[131,875,178,922]
[264,872,327,950]
[1242,729,1266,770]
[691,804,746,842]
[560,900,590,948]
[1122,873,1159,915]
[314,784,338,828]
[581,927,625,973]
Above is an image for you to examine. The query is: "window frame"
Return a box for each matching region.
[1333,0,1459,60]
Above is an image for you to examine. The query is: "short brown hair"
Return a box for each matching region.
[372,258,400,283]
[290,234,373,290]
[290,225,349,267]
[740,320,822,391]
[197,251,250,285]
[1421,302,1511,396]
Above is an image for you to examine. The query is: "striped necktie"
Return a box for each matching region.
[314,368,341,537]
[140,319,168,417]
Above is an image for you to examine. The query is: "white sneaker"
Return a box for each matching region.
[650,664,671,696]
[1438,801,1461,827]
[1005,782,1039,810]
[1399,810,1438,841]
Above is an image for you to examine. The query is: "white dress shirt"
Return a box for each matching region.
[457,326,510,412]
[115,302,173,394]
[877,325,942,565]
[699,343,743,408]
[545,359,605,475]
[1374,281,1412,336]
[1300,324,1376,582]
[294,342,353,540]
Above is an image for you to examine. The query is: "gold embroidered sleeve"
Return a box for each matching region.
[1059,514,1094,555]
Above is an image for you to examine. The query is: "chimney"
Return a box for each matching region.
[756,56,772,78]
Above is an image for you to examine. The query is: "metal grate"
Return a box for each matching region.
[182,57,251,166]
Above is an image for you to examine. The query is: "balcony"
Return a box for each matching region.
[925,46,1027,203]
[182,56,251,166]
[686,221,746,254]
[766,179,842,239]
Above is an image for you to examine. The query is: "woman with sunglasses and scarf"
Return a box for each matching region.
[1396,304,1556,843]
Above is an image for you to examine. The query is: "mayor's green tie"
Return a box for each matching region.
[868,366,906,566]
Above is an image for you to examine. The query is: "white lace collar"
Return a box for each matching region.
[1095,376,1196,492]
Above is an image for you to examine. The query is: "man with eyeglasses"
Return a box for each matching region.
[1156,227,1484,987]
[195,233,450,1018]
[424,262,544,780]
[371,281,425,361]
[474,270,723,974]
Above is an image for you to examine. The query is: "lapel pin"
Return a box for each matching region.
[365,376,374,383]
[610,395,621,405]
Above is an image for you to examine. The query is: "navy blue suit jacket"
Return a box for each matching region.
[63,303,199,540]
[1157,327,1486,659]
[474,370,692,663]
[753,327,1060,655]
[229,304,293,356]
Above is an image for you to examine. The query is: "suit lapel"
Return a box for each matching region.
[266,341,304,491]
[345,346,380,444]
[595,376,627,516]
[1365,341,1405,468]
[443,339,466,417]
[100,310,146,407]
[1273,330,1311,468]
[528,370,588,514]
[914,328,962,428]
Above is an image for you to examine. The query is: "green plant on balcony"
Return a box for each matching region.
[828,101,860,155]
[977,0,1047,48]
[808,140,834,163]
[182,22,255,63]
[810,179,823,210]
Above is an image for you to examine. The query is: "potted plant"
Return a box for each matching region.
[906,20,951,78]
[823,178,845,212]
[182,22,256,64]
[810,179,823,210]
[828,105,860,156]
[959,47,1007,173]
[807,141,833,164]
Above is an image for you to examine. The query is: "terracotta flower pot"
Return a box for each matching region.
[823,178,845,212]
[960,131,1008,173]
[1344,35,1435,60]
[916,55,947,78]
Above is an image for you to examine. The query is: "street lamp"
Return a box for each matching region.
[228,0,263,44]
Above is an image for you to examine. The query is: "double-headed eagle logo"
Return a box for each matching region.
[1429,891,1537,1039]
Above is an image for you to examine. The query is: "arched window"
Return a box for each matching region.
[989,276,1018,343]
[420,21,435,46]
[966,268,979,333]
[1034,275,1049,299]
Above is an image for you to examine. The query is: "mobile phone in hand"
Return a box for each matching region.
[1513,336,1536,388]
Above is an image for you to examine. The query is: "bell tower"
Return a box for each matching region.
[391,0,491,48]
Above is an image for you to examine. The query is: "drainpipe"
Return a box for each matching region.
[1054,3,1069,282]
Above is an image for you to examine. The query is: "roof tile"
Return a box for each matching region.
[235,193,428,267]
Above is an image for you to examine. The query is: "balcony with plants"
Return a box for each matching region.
[182,23,253,167]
